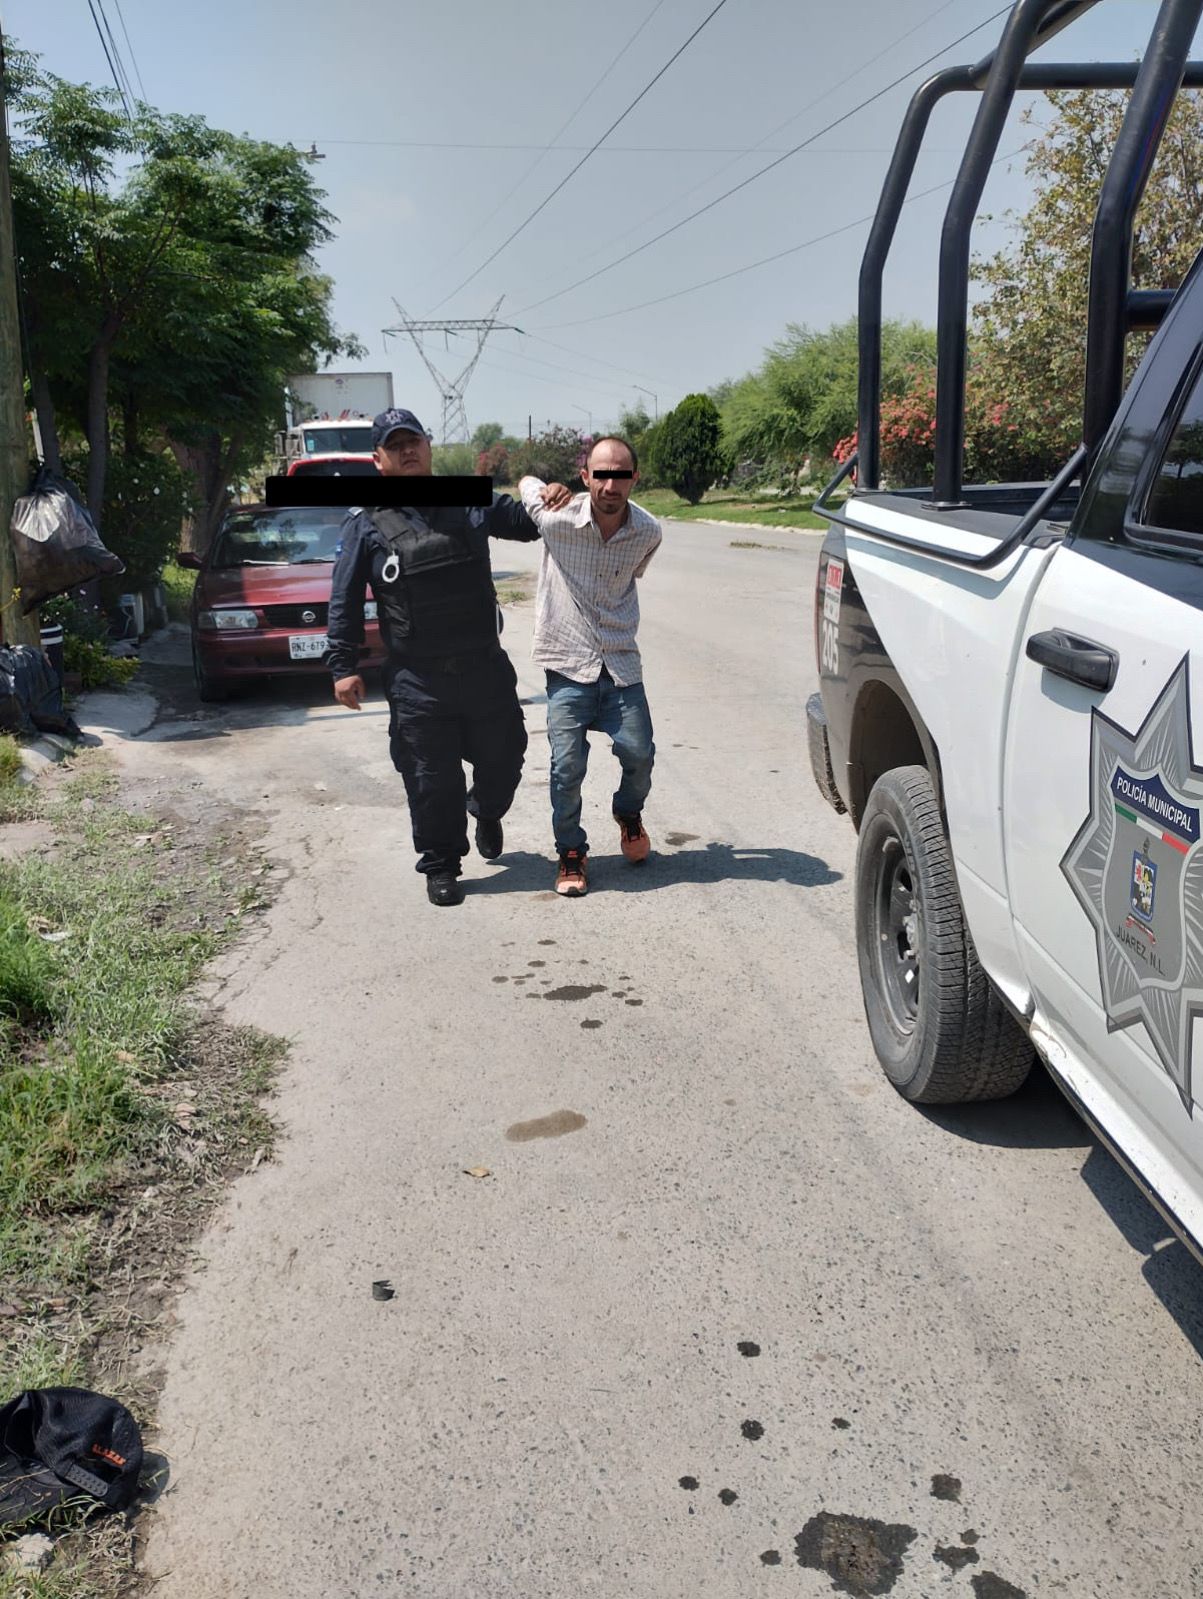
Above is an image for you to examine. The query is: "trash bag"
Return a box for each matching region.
[0,1388,144,1530]
[10,468,124,615]
[0,645,79,738]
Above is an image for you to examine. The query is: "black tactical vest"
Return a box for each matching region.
[367,507,499,659]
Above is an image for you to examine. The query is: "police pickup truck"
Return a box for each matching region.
[807,0,1203,1259]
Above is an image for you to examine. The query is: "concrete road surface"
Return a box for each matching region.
[89,521,1203,1598]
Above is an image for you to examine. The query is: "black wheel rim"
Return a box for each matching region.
[873,834,919,1034]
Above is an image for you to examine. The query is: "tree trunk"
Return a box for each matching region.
[123,391,139,457]
[169,432,231,556]
[85,317,119,521]
[28,366,61,473]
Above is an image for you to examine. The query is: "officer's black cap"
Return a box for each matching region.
[372,408,430,449]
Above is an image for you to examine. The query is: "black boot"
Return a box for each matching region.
[474,816,504,860]
[426,873,465,907]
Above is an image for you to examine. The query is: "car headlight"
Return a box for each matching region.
[198,608,259,631]
[364,601,378,621]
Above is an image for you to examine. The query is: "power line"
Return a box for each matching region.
[85,0,133,119]
[516,3,1013,316]
[111,0,148,101]
[516,0,966,304]
[423,0,668,298]
[532,145,1029,331]
[492,334,669,393]
[312,138,937,154]
[428,0,732,314]
[474,352,639,403]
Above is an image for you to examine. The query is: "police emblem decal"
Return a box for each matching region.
[1061,657,1203,1110]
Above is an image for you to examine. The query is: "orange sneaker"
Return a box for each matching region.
[615,812,651,863]
[555,849,588,896]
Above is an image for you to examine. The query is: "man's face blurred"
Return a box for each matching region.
[374,429,433,476]
[584,440,638,518]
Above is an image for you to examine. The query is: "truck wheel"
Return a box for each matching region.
[855,765,1033,1103]
[192,644,230,705]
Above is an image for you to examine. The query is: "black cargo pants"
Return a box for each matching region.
[386,646,527,877]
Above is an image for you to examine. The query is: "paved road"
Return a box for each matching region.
[91,521,1203,1598]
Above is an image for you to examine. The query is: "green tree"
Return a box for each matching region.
[971,89,1203,475]
[470,421,505,452]
[651,393,724,504]
[720,318,937,478]
[9,56,358,550]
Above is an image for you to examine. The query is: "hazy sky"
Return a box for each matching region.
[7,1,1198,441]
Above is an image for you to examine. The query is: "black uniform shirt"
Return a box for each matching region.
[326,494,539,677]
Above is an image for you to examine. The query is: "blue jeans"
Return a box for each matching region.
[545,668,655,854]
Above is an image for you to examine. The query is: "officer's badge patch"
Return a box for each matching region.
[1061,656,1203,1111]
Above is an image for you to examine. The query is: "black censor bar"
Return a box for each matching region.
[264,476,493,508]
[594,470,634,480]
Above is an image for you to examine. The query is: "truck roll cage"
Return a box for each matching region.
[855,0,1203,504]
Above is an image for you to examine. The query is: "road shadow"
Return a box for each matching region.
[925,1067,1203,1355]
[469,841,841,896]
[920,1065,1090,1151]
[135,655,388,741]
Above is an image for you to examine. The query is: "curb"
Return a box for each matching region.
[19,732,78,784]
[666,517,825,534]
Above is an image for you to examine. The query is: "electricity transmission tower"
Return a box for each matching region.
[383,297,520,444]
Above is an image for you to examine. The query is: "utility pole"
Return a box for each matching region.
[0,26,38,648]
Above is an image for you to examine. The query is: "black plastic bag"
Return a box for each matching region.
[10,468,124,614]
[0,645,78,738]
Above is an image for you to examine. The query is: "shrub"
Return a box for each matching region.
[651,394,725,503]
[63,637,139,691]
[508,424,587,489]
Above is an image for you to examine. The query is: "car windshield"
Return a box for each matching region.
[303,427,374,454]
[210,509,345,567]
[289,458,380,476]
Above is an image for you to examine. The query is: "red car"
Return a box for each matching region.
[179,504,384,702]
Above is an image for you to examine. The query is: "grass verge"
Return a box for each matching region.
[0,753,283,1597]
[630,487,828,530]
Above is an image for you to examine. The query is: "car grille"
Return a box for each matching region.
[259,603,329,629]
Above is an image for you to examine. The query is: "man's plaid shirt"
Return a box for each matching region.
[518,480,662,688]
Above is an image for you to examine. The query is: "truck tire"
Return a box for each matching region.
[855,765,1033,1103]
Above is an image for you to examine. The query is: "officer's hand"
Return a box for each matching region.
[334,674,366,710]
[542,482,573,511]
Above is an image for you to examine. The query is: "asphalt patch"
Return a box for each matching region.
[930,1473,962,1502]
[737,1340,761,1357]
[679,1475,699,1491]
[665,831,699,846]
[972,1576,1028,1598]
[741,1419,764,1441]
[794,1511,917,1596]
[760,1550,782,1566]
[935,1542,980,1571]
[581,1019,603,1029]
[544,984,607,1001]
[719,1488,738,1506]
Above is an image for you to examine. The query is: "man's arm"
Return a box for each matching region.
[327,513,371,705]
[517,475,573,526]
[481,490,541,543]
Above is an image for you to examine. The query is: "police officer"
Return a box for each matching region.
[327,408,540,907]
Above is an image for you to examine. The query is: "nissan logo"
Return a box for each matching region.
[301,609,317,624]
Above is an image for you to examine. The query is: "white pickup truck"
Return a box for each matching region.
[808,0,1203,1259]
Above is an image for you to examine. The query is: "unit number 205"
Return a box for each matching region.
[820,618,839,676]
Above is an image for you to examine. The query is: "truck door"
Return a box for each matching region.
[1001,346,1203,1240]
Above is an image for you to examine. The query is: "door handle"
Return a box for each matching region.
[1025,629,1119,692]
